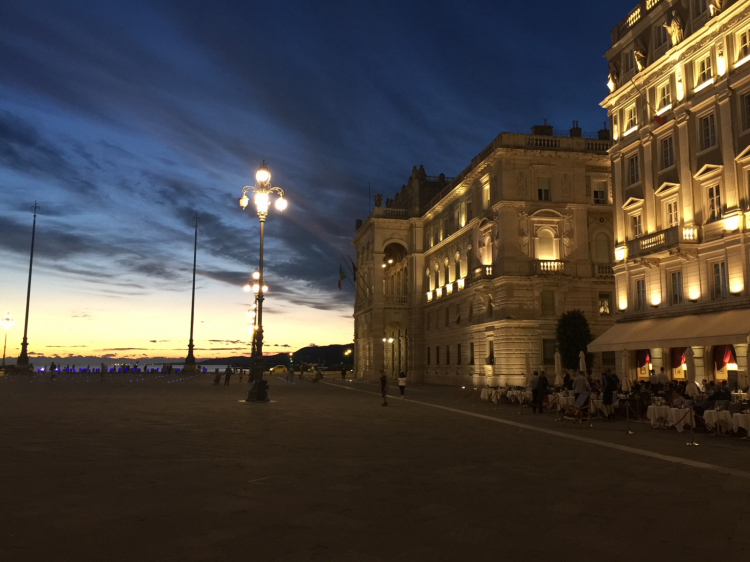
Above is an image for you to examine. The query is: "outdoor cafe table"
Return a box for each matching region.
[666,407,695,433]
[704,409,733,432]
[549,392,575,411]
[647,405,671,427]
[732,391,748,402]
[506,389,532,404]
[732,413,750,434]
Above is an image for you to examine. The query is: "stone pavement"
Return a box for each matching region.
[1,372,749,562]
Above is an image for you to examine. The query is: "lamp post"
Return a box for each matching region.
[1,313,15,369]
[239,162,287,402]
[183,213,199,374]
[18,203,39,372]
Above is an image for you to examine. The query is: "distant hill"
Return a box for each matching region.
[197,343,353,368]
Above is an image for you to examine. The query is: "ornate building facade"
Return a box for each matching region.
[591,0,750,388]
[353,125,615,385]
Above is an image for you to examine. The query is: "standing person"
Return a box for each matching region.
[529,371,540,413]
[213,368,221,385]
[100,363,106,381]
[536,370,549,413]
[379,370,388,406]
[224,366,233,385]
[602,369,619,419]
[572,370,591,401]
[398,371,407,398]
[238,368,243,383]
[341,367,346,381]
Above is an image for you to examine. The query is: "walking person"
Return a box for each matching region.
[238,368,243,383]
[530,371,540,413]
[379,370,388,406]
[536,370,549,413]
[602,369,619,419]
[213,368,221,385]
[224,366,233,385]
[398,371,407,399]
[572,370,590,401]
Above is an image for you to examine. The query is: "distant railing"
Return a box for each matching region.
[384,295,408,307]
[526,136,560,149]
[595,264,614,277]
[611,0,665,44]
[535,260,565,274]
[586,140,611,153]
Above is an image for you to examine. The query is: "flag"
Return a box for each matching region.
[653,114,664,127]
[348,255,358,281]
[338,266,347,290]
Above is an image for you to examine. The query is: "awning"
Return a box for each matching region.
[588,309,750,352]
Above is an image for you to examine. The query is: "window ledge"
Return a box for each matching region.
[695,78,715,94]
[656,104,673,116]
[658,164,677,174]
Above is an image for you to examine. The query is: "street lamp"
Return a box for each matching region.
[239,161,287,402]
[1,313,15,369]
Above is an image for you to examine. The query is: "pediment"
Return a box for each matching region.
[529,209,563,219]
[693,164,723,180]
[736,144,750,162]
[622,197,644,210]
[655,182,680,196]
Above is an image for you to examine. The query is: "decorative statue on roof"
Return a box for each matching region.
[634,42,647,72]
[374,194,383,208]
[607,62,620,93]
[663,10,684,47]
[709,0,722,17]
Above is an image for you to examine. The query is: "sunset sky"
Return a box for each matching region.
[0,0,633,361]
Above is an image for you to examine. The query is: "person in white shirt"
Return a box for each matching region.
[398,371,407,399]
[572,371,590,399]
[656,367,670,389]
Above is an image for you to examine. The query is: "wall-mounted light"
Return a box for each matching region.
[688,289,700,302]
[724,214,740,232]
[618,297,628,311]
[728,362,739,371]
[426,291,433,302]
[651,295,661,307]
[676,69,685,101]
[731,283,744,295]
[717,49,727,76]
[614,245,627,262]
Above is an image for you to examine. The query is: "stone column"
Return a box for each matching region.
[691,346,705,383]
[612,153,624,243]
[717,90,739,211]
[735,344,748,389]
[676,111,695,225]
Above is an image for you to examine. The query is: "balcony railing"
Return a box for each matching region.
[611,0,664,44]
[595,264,614,277]
[535,260,566,274]
[626,225,699,258]
[384,295,408,307]
[473,265,494,281]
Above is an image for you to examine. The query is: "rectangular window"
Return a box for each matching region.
[602,351,616,366]
[593,182,607,204]
[628,154,640,185]
[599,292,611,315]
[626,104,638,131]
[487,341,495,365]
[657,24,669,47]
[466,200,473,222]
[438,219,444,242]
[540,290,555,316]
[542,339,556,365]
[623,50,635,72]
[635,278,646,310]
[713,261,728,299]
[740,30,750,60]
[659,82,672,109]
[694,0,708,16]
[453,204,460,231]
[632,214,643,238]
[697,54,713,85]
[427,347,431,365]
[670,270,684,305]
[482,179,491,210]
[457,343,462,365]
[469,342,474,365]
[436,346,440,365]
[665,200,679,228]
[446,345,450,365]
[743,94,750,131]
[707,183,722,221]
[699,114,716,150]
[459,201,467,227]
[537,177,551,201]
[661,136,675,169]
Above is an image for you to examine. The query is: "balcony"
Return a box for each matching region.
[384,295,408,307]
[595,264,614,277]
[535,260,566,274]
[472,265,495,282]
[626,225,699,258]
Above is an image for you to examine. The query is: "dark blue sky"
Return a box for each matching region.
[0,0,635,355]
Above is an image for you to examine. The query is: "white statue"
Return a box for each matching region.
[709,0,722,17]
[634,43,647,72]
[663,10,684,47]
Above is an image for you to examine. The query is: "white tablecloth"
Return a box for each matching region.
[667,408,694,433]
[731,392,748,403]
[704,409,733,432]
[647,405,671,426]
[591,398,619,416]
[506,389,532,404]
[732,413,750,434]
[550,392,575,411]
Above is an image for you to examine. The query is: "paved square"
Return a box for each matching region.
[2,373,750,561]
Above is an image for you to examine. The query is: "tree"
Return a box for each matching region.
[555,309,594,371]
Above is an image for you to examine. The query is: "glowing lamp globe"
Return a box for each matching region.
[255,164,271,185]
[275,197,287,211]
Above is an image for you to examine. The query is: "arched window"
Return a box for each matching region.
[455,252,461,280]
[535,228,558,260]
[444,258,450,285]
[593,232,611,264]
